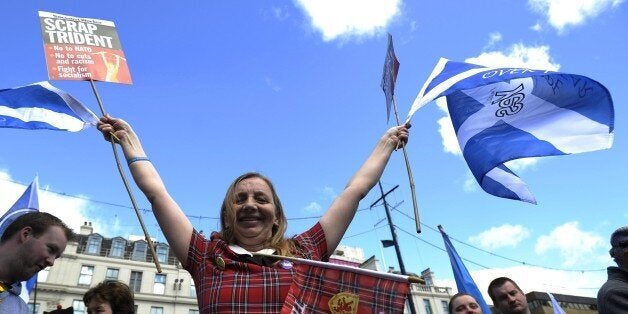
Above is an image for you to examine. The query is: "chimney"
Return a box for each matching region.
[421,268,434,286]
[79,221,93,235]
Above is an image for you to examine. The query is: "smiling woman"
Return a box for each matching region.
[97,115,410,313]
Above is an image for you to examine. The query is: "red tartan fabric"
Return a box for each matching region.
[185,223,328,313]
[281,262,409,314]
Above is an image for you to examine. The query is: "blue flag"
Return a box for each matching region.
[408,58,614,203]
[381,33,400,123]
[438,225,491,314]
[0,176,40,304]
[0,81,98,131]
[548,292,566,314]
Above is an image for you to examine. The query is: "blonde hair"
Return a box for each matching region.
[220,172,296,257]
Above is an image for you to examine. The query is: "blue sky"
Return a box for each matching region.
[1,0,626,302]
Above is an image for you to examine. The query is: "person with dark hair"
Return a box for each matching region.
[597,226,628,313]
[449,292,482,314]
[487,277,530,314]
[83,280,135,314]
[98,115,410,313]
[0,212,73,314]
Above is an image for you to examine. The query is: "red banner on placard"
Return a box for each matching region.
[39,11,132,84]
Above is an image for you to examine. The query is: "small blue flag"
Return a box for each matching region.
[0,176,41,304]
[381,33,400,123]
[0,81,97,132]
[548,292,566,314]
[439,225,491,314]
[408,58,614,203]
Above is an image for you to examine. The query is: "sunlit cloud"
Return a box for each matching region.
[303,201,323,213]
[528,0,625,33]
[470,224,532,250]
[535,221,606,267]
[294,0,401,41]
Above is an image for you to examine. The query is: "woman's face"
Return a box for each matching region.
[231,177,278,249]
[86,300,113,314]
[451,295,482,314]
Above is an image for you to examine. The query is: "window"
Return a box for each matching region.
[189,310,199,314]
[86,234,102,254]
[110,238,126,258]
[78,265,94,286]
[190,279,196,297]
[441,300,449,314]
[37,267,50,282]
[27,303,40,313]
[423,299,433,314]
[156,244,169,263]
[132,240,147,261]
[130,271,143,292]
[150,306,164,314]
[73,299,86,314]
[106,268,119,280]
[153,274,166,294]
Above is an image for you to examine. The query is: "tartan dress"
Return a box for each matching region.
[186,223,328,313]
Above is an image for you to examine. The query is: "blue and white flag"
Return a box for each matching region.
[0,176,40,304]
[408,58,614,203]
[0,81,98,132]
[547,292,565,314]
[438,225,491,314]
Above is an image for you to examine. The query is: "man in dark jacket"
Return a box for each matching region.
[598,226,628,313]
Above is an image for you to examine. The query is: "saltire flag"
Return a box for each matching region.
[438,225,491,314]
[0,176,41,304]
[279,256,410,313]
[548,292,566,314]
[380,33,400,123]
[408,58,614,203]
[0,81,98,132]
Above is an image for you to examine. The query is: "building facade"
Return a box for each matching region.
[30,222,198,314]
[30,224,456,314]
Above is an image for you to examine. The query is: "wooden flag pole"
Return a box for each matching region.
[391,96,421,234]
[89,79,162,273]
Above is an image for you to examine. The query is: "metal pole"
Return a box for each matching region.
[376,181,417,314]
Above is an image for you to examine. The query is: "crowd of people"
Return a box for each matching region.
[0,115,625,313]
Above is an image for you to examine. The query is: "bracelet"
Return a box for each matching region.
[127,156,150,165]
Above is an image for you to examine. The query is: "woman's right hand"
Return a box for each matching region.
[97,115,132,143]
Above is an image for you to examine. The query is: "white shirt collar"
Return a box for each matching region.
[228,244,275,256]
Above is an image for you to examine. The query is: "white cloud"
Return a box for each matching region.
[528,0,625,33]
[0,170,137,239]
[469,265,606,302]
[530,22,543,32]
[485,32,503,49]
[470,224,531,250]
[320,186,337,200]
[304,201,323,213]
[294,0,401,41]
[264,76,282,92]
[0,170,91,236]
[535,221,606,266]
[272,6,291,21]
[462,172,479,193]
[466,44,560,70]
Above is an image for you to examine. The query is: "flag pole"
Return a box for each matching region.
[88,78,162,273]
[391,96,421,233]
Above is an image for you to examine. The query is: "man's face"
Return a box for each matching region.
[17,226,68,281]
[492,281,529,314]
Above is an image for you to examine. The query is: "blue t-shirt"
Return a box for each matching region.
[0,282,29,314]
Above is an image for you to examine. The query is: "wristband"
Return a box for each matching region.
[127,156,150,165]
